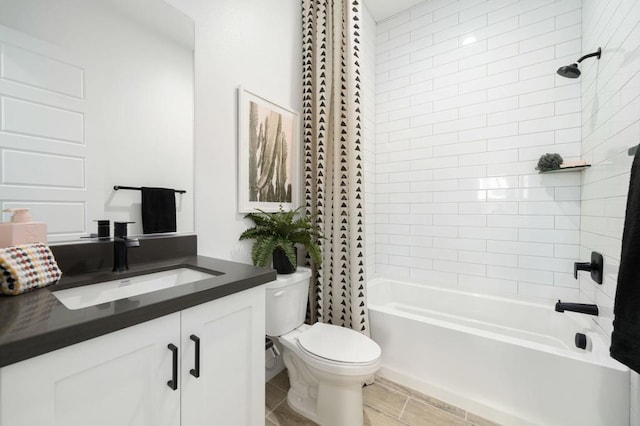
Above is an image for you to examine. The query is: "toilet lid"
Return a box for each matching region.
[297,323,381,363]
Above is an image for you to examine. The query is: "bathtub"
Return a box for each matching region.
[367,278,629,426]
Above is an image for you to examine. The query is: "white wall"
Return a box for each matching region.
[580,1,640,423]
[163,0,302,262]
[371,0,584,300]
[0,0,195,239]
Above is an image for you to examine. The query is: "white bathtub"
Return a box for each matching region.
[367,278,629,426]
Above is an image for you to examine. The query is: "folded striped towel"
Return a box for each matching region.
[0,243,62,296]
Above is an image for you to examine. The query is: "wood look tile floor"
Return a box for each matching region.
[265,372,500,426]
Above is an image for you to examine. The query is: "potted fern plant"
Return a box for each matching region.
[239,206,322,274]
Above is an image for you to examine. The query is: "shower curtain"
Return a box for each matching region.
[302,0,369,334]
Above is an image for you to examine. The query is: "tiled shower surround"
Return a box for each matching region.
[579,1,640,422]
[363,0,640,422]
[367,0,586,300]
[580,0,640,338]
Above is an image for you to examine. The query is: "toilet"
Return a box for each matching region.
[265,267,381,426]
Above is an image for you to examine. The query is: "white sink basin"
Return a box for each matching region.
[53,268,215,310]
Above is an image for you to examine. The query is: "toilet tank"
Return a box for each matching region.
[265,267,311,336]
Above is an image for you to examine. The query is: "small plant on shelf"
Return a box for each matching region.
[239,206,322,274]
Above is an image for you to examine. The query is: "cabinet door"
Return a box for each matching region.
[0,313,181,426]
[181,286,265,426]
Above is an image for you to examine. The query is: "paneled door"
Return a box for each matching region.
[0,24,87,241]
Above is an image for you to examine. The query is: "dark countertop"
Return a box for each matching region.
[0,255,276,368]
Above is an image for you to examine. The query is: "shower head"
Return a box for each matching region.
[556,47,601,78]
[557,63,581,78]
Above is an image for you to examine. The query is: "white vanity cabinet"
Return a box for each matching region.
[0,286,265,426]
[180,286,265,426]
[0,312,181,426]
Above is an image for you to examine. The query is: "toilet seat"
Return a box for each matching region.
[297,323,381,364]
[298,343,380,368]
[279,326,381,377]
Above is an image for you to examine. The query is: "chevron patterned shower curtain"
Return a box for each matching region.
[302,0,369,335]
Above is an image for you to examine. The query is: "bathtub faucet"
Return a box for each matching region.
[555,300,599,316]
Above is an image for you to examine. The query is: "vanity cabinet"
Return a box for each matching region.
[180,286,265,426]
[0,312,181,426]
[0,286,265,426]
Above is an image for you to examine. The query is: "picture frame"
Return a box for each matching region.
[237,87,300,213]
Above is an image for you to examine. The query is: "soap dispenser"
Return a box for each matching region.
[0,208,47,248]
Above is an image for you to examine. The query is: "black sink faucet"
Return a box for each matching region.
[113,222,140,272]
[555,300,599,316]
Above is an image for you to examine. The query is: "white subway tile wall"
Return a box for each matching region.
[580,0,640,340]
[369,0,584,299]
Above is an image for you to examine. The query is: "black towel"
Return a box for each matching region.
[611,149,640,373]
[141,187,176,234]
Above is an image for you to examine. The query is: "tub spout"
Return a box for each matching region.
[555,300,599,316]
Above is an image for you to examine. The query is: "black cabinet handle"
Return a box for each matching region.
[190,335,200,378]
[167,343,178,390]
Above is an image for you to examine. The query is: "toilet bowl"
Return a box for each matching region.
[265,268,381,426]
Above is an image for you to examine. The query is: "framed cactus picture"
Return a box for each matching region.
[237,88,300,213]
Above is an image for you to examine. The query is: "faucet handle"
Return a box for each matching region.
[573,251,603,284]
[94,220,110,238]
[574,262,592,279]
[114,221,135,238]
